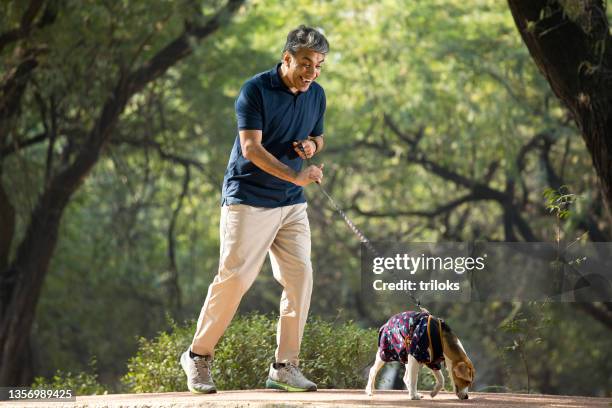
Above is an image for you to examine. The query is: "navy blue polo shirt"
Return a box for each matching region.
[221,63,326,207]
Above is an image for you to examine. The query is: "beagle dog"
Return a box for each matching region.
[365,310,475,400]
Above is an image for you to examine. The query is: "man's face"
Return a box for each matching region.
[282,48,325,92]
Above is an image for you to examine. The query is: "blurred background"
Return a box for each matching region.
[1,0,611,397]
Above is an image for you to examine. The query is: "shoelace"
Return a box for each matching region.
[285,363,306,380]
[193,357,212,380]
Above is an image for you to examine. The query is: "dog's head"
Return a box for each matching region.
[441,321,475,400]
[451,360,475,399]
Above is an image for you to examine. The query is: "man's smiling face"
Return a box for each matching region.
[282,48,325,93]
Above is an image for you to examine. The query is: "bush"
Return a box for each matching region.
[121,314,378,392]
[32,357,107,395]
[300,316,378,388]
[120,319,194,393]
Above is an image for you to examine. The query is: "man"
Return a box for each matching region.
[180,25,328,393]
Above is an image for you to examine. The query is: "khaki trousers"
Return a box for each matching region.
[191,203,313,365]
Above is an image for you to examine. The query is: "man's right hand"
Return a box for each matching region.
[294,164,324,186]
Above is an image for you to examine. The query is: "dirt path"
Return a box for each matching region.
[1,389,610,407]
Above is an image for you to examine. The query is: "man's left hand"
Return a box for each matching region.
[293,140,316,159]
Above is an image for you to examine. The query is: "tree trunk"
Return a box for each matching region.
[507,0,612,330]
[0,0,244,386]
[507,0,612,216]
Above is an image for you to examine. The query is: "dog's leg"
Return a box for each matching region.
[365,354,385,396]
[404,355,422,400]
[430,368,444,398]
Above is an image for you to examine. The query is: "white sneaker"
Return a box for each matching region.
[265,362,317,392]
[180,350,217,394]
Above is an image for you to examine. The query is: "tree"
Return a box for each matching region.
[3,0,610,395]
[507,0,612,215]
[0,0,244,386]
[506,0,612,336]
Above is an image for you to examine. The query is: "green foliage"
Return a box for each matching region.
[206,314,277,390]
[544,186,576,220]
[299,316,378,388]
[495,301,612,395]
[500,302,553,352]
[121,314,378,392]
[32,357,107,396]
[3,0,609,397]
[121,318,194,393]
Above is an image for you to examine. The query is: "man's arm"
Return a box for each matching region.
[240,129,323,186]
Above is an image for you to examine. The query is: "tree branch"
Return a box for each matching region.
[166,164,190,314]
[576,302,612,330]
[110,135,219,186]
[383,114,540,241]
[0,181,15,272]
[0,0,46,53]
[350,193,481,219]
[507,0,612,216]
[0,50,42,146]
[0,0,244,385]
[0,132,48,159]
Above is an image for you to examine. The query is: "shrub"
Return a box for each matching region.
[32,357,107,395]
[120,320,194,393]
[300,316,378,388]
[121,314,378,392]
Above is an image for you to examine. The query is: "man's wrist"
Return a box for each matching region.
[308,138,322,155]
[290,168,300,184]
[310,139,318,154]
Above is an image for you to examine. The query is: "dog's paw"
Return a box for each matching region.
[365,387,374,397]
[409,392,423,400]
[430,385,442,398]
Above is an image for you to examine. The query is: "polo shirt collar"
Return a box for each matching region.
[270,63,284,89]
[270,62,309,95]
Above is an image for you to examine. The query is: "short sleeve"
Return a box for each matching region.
[235,81,263,130]
[311,88,326,136]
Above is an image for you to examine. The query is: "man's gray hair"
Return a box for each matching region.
[282,25,329,56]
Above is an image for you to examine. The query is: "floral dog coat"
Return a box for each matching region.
[378,311,445,370]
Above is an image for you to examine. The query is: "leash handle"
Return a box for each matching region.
[296,140,309,160]
[297,141,321,184]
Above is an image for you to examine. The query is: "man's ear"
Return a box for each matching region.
[453,362,473,382]
[282,51,292,67]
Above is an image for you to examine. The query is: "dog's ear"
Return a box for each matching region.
[453,362,474,382]
[464,364,476,386]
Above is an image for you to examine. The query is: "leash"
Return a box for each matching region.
[297,141,422,309]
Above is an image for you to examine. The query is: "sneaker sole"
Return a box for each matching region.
[187,385,217,394]
[265,379,316,392]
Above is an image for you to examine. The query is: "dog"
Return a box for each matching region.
[365,309,475,400]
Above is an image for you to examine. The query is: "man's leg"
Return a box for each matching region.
[190,204,281,356]
[265,203,316,392]
[269,203,313,365]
